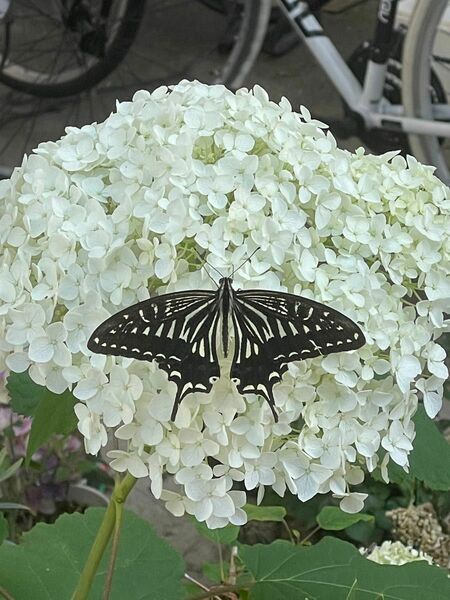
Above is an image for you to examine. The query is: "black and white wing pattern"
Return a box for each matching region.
[87,290,220,420]
[230,289,365,421]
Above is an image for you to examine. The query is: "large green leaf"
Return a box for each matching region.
[240,537,450,600]
[316,506,374,531]
[0,507,185,600]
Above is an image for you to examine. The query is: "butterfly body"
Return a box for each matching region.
[218,277,233,358]
[88,277,365,422]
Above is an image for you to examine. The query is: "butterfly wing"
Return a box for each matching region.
[87,290,221,419]
[230,289,365,421]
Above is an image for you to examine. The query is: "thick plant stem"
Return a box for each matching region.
[71,473,137,600]
[102,479,125,600]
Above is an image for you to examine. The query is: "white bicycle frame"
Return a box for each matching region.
[277,0,450,138]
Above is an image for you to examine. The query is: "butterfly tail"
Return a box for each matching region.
[170,384,186,421]
[264,385,279,423]
[171,396,181,421]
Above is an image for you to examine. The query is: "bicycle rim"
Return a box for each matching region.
[0,0,270,176]
[402,0,450,185]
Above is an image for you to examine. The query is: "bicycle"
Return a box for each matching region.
[1,1,450,185]
[0,0,270,176]
[229,0,450,186]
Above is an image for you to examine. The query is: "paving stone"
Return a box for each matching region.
[126,477,218,580]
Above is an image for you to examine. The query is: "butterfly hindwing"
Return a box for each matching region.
[230,289,366,420]
[87,290,221,419]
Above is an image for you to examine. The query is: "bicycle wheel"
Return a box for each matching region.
[134,0,271,89]
[402,0,450,185]
[0,0,271,176]
[0,0,145,97]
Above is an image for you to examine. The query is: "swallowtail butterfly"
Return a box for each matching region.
[88,277,365,422]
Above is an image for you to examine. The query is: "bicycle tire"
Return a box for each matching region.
[402,0,450,183]
[0,0,145,97]
[210,0,272,88]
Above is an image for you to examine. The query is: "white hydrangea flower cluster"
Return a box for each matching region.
[363,540,434,566]
[0,80,449,528]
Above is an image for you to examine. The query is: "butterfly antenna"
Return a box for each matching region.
[203,265,219,288]
[193,247,222,287]
[231,247,260,277]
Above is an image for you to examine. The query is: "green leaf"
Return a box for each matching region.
[344,519,376,546]
[245,505,286,522]
[26,391,78,464]
[0,502,32,512]
[408,406,450,490]
[202,561,229,583]
[316,506,374,531]
[387,406,450,490]
[6,371,79,464]
[0,512,7,545]
[387,460,412,486]
[240,537,450,599]
[0,507,185,600]
[194,519,239,544]
[0,457,23,483]
[6,371,44,417]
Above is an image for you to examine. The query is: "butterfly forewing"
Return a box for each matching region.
[230,289,366,420]
[88,290,221,419]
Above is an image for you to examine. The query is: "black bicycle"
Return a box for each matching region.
[0,0,269,175]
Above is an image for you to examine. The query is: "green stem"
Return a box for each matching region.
[301,524,320,545]
[6,512,16,545]
[217,542,224,582]
[102,480,124,600]
[281,518,295,544]
[71,473,137,600]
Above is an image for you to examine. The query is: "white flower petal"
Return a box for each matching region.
[338,492,368,514]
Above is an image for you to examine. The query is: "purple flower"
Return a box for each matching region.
[13,417,32,437]
[0,406,12,432]
[65,435,82,453]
